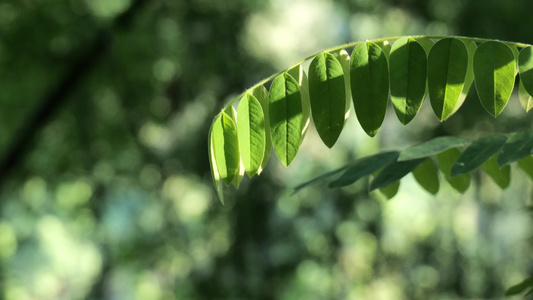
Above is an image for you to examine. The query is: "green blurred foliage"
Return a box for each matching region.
[0,0,531,299]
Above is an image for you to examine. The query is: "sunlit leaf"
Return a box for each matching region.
[453,40,477,115]
[412,158,440,194]
[350,42,389,137]
[252,85,271,174]
[436,148,470,193]
[237,93,265,176]
[389,37,427,125]
[505,276,533,296]
[497,130,533,167]
[415,37,435,54]
[224,106,245,188]
[212,112,240,185]
[369,158,426,191]
[451,134,508,177]
[517,156,533,181]
[269,72,303,167]
[308,52,346,148]
[331,49,351,123]
[329,151,399,188]
[518,46,533,96]
[519,80,533,112]
[208,118,225,204]
[379,181,400,199]
[473,41,516,116]
[288,64,311,138]
[398,136,470,161]
[428,38,469,121]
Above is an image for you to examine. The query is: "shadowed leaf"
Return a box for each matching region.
[451,134,508,177]
[399,136,470,161]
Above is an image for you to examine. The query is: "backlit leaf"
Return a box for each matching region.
[308,52,346,148]
[452,40,477,115]
[224,106,245,188]
[519,46,533,96]
[398,136,470,161]
[208,119,225,204]
[497,130,533,167]
[379,181,400,200]
[329,151,399,188]
[389,37,428,125]
[428,38,469,120]
[212,112,240,185]
[288,65,311,138]
[473,41,516,116]
[519,80,533,112]
[517,156,533,181]
[252,85,271,174]
[237,93,265,176]
[436,148,470,193]
[331,49,352,123]
[369,158,426,191]
[412,158,440,194]
[482,155,510,189]
[451,134,508,177]
[269,72,303,167]
[350,42,389,136]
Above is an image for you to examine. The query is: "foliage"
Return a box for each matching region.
[209,36,533,203]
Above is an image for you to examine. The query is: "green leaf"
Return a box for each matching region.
[308,52,346,148]
[212,112,240,185]
[415,37,435,55]
[288,64,311,138]
[428,38,469,121]
[412,158,440,194]
[331,49,352,124]
[505,276,533,296]
[518,46,533,96]
[252,85,271,174]
[519,79,533,112]
[237,93,266,176]
[452,40,477,116]
[482,155,510,189]
[329,151,399,188]
[497,130,533,167]
[224,106,245,188]
[436,148,470,193]
[208,119,225,204]
[517,156,533,181]
[473,41,516,116]
[350,42,389,137]
[269,72,303,167]
[451,134,508,177]
[369,158,426,191]
[398,136,470,161]
[389,37,428,125]
[379,181,400,199]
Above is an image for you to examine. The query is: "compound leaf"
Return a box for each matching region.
[329,151,399,188]
[399,136,470,161]
[370,158,426,191]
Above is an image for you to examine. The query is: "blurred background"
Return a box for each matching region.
[0,0,532,299]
